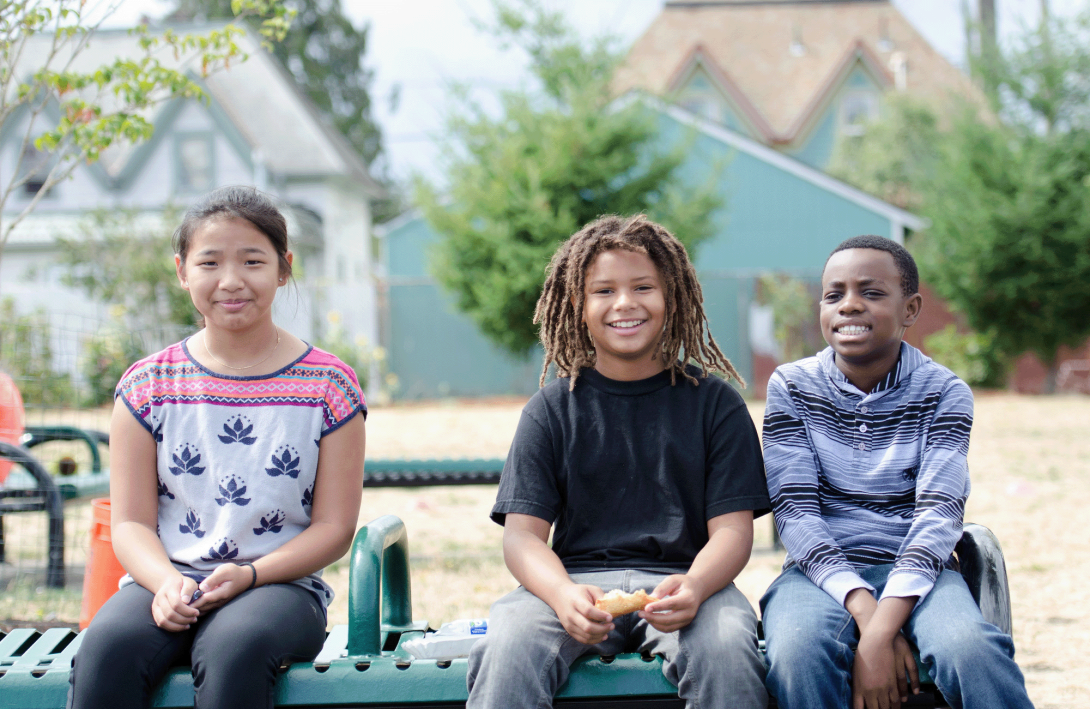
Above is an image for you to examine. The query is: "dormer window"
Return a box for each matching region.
[176,134,214,193]
[20,144,52,197]
[676,70,726,124]
[840,89,880,137]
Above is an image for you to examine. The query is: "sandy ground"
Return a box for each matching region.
[3,394,1086,707]
[348,394,1090,709]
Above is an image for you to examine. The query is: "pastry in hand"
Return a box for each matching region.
[594,589,659,618]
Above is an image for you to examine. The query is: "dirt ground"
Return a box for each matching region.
[3,394,1086,707]
[346,393,1089,709]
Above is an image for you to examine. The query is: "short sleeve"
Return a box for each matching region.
[490,398,561,526]
[704,389,772,520]
[114,359,156,433]
[320,361,366,435]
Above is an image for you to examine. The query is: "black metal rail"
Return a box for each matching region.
[0,442,65,587]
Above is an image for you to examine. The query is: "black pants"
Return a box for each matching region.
[68,581,327,709]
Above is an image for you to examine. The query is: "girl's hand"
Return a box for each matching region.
[639,574,707,633]
[152,575,200,631]
[191,563,253,612]
[551,583,614,645]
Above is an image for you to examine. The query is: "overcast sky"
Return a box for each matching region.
[108,0,1088,183]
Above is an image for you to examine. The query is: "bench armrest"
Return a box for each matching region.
[347,514,414,656]
[955,523,1013,635]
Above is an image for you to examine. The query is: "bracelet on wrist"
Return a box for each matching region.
[239,561,257,591]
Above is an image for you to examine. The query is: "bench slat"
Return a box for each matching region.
[10,629,76,668]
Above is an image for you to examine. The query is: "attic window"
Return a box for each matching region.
[20,145,51,196]
[679,96,724,124]
[676,70,726,125]
[841,90,880,137]
[176,134,214,193]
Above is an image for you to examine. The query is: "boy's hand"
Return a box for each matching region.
[639,574,707,633]
[892,633,921,701]
[152,575,200,632]
[551,583,614,645]
[852,633,901,709]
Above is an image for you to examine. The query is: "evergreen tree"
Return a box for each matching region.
[416,0,722,355]
[830,10,1090,391]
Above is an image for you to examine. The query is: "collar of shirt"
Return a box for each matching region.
[818,342,931,399]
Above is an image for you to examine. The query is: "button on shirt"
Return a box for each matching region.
[762,343,973,608]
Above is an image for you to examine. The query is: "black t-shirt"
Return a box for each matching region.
[492,365,771,572]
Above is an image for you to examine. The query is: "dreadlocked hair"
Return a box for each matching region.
[534,214,744,390]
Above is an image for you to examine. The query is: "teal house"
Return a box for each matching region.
[379,0,975,399]
[379,96,923,399]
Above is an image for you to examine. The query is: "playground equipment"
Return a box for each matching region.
[0,517,1012,708]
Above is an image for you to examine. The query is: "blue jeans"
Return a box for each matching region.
[466,568,768,709]
[760,564,1034,709]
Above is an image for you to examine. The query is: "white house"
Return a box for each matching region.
[0,25,383,383]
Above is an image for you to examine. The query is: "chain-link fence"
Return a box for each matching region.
[0,307,191,627]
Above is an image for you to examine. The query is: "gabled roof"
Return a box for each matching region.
[8,24,382,196]
[666,45,777,141]
[619,91,926,233]
[615,0,980,142]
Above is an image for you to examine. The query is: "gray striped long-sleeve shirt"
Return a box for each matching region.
[762,342,972,607]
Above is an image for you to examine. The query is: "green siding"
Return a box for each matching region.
[696,274,752,384]
[386,217,436,279]
[381,105,903,399]
[787,108,838,170]
[658,113,890,273]
[387,282,540,398]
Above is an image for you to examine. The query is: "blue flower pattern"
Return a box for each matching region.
[253,509,285,535]
[179,508,206,538]
[310,579,332,602]
[168,444,205,477]
[214,475,251,507]
[201,538,240,562]
[265,445,301,478]
[120,341,367,616]
[218,415,257,445]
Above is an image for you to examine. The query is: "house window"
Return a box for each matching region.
[676,70,726,125]
[20,144,52,197]
[176,135,214,193]
[679,96,724,124]
[840,90,880,137]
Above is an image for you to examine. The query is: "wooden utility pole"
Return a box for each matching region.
[977,0,999,101]
[979,0,996,50]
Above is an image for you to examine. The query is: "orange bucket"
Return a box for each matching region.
[79,498,127,629]
[0,372,25,485]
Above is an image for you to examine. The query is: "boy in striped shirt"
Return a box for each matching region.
[760,236,1034,709]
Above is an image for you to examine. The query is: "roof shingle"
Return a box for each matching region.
[615,0,980,141]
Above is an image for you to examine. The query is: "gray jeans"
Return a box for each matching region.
[466,569,768,709]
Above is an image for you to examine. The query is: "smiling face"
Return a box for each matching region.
[176,217,291,334]
[820,248,921,384]
[581,248,667,381]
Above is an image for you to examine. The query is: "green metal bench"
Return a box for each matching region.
[0,517,1012,708]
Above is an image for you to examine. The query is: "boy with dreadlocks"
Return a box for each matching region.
[466,215,771,709]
